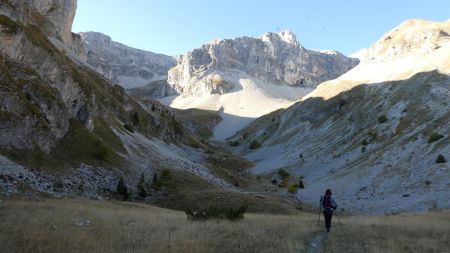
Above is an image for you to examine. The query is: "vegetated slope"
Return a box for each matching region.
[0,2,251,205]
[229,19,450,214]
[161,31,359,140]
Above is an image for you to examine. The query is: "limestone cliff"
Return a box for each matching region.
[168,31,359,96]
[79,32,176,89]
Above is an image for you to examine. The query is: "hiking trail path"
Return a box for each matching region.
[305,232,328,253]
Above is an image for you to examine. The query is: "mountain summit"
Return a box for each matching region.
[168,31,357,96]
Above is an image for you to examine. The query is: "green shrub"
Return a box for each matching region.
[151,170,172,191]
[277,169,290,180]
[249,140,261,149]
[361,139,369,146]
[161,169,172,180]
[132,112,140,126]
[229,141,240,147]
[378,115,388,123]
[123,124,134,133]
[116,177,129,200]
[361,146,367,153]
[185,204,247,221]
[367,131,378,141]
[436,154,447,164]
[428,132,444,143]
[288,185,298,194]
[151,179,164,191]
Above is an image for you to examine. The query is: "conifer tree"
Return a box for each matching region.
[137,173,147,198]
[116,177,129,200]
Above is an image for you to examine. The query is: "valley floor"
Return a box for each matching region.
[0,199,449,253]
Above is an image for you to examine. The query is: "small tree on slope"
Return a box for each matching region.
[137,173,147,198]
[116,177,129,200]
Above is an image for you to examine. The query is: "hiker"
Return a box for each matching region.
[321,189,337,232]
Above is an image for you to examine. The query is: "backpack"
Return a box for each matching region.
[323,195,333,208]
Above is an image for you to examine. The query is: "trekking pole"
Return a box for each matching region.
[317,197,322,226]
[334,210,342,231]
[336,212,342,225]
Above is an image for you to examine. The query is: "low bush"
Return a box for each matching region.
[287,185,298,194]
[436,154,447,164]
[161,169,172,179]
[229,141,240,147]
[123,124,134,133]
[378,115,388,123]
[277,169,290,180]
[428,132,444,143]
[185,204,247,221]
[151,170,172,191]
[249,140,261,149]
[115,177,129,200]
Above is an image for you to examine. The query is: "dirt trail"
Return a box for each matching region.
[305,232,328,253]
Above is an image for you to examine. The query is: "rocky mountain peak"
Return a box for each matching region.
[262,30,300,47]
[168,31,358,96]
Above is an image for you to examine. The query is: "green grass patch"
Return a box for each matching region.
[94,118,126,154]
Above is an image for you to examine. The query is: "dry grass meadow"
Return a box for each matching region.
[0,198,449,253]
[0,199,320,253]
[323,211,450,253]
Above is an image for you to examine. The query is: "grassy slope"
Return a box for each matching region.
[0,199,449,253]
[150,167,300,214]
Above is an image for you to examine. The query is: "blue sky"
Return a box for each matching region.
[73,0,450,56]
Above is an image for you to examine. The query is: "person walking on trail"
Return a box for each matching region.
[321,189,337,232]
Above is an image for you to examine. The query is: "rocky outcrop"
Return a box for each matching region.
[0,0,77,44]
[168,31,359,96]
[79,32,176,89]
[127,80,178,99]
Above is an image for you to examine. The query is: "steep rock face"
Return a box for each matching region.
[168,31,358,96]
[229,20,450,214]
[79,32,176,89]
[0,0,77,44]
